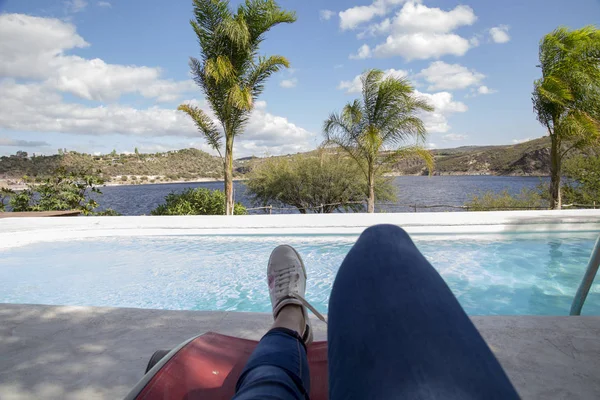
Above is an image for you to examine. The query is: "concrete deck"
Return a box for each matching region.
[1,305,599,399]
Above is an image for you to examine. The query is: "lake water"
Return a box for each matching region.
[95,176,548,215]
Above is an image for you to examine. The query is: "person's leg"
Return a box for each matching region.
[234,245,317,400]
[233,305,309,400]
[328,225,519,400]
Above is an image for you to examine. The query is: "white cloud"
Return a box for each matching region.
[97,1,111,7]
[349,44,372,60]
[351,1,477,61]
[279,78,298,89]
[417,61,485,91]
[357,18,392,39]
[338,69,408,94]
[512,137,532,144]
[0,13,316,158]
[319,10,335,21]
[489,25,510,43]
[65,0,88,13]
[339,0,407,30]
[0,14,195,102]
[477,85,496,95]
[334,64,344,69]
[414,90,468,133]
[427,143,437,149]
[372,33,470,60]
[442,133,468,141]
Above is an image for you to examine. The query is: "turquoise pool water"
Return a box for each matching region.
[1,233,599,316]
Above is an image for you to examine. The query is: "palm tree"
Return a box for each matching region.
[532,26,600,209]
[179,0,296,215]
[323,69,434,213]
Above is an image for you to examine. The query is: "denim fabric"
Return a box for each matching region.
[233,327,309,400]
[234,224,520,400]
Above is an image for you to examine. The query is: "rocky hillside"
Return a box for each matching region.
[0,148,224,182]
[0,137,553,183]
[391,137,551,176]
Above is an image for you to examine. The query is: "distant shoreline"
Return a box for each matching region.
[0,176,248,191]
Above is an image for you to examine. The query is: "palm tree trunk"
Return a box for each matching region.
[550,134,562,210]
[224,135,234,215]
[367,169,375,213]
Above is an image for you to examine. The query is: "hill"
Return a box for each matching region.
[390,136,551,176]
[0,148,224,184]
[0,137,553,187]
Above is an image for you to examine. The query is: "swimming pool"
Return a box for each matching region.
[1,232,598,316]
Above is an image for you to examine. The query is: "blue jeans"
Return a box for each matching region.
[233,225,519,399]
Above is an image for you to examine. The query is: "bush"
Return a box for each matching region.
[140,176,148,181]
[120,175,128,181]
[246,151,396,213]
[465,188,549,211]
[95,208,121,216]
[151,188,246,215]
[9,168,106,215]
[131,176,138,181]
[562,154,600,205]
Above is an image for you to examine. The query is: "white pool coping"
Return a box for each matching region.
[1,210,599,250]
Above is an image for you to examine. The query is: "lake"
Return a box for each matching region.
[94,176,548,215]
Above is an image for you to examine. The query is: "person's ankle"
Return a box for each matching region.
[273,304,305,335]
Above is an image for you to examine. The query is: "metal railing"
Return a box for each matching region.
[245,202,600,214]
[570,235,600,316]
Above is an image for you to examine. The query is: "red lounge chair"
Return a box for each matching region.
[125,332,328,400]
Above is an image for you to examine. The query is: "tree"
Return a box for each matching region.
[178,0,295,215]
[9,168,109,215]
[246,151,396,213]
[134,147,140,156]
[532,26,600,209]
[323,69,434,213]
[151,188,246,215]
[563,151,600,205]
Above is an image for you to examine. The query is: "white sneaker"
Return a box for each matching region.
[268,245,326,344]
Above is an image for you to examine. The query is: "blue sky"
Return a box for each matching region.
[0,0,599,158]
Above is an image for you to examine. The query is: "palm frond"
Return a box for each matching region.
[246,55,290,98]
[178,104,223,157]
[381,146,435,175]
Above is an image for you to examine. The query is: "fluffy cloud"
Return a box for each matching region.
[0,13,316,158]
[337,69,408,94]
[349,44,372,60]
[0,14,195,102]
[0,138,51,147]
[442,133,468,141]
[319,10,335,21]
[417,61,485,91]
[477,85,496,95]
[489,25,510,43]
[339,0,406,30]
[414,90,468,133]
[279,78,298,89]
[350,1,477,61]
[97,1,111,7]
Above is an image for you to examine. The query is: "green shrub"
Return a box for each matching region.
[120,175,128,181]
[131,176,138,181]
[140,176,148,181]
[95,208,121,216]
[562,154,600,205]
[465,188,549,211]
[151,188,246,215]
[9,168,106,215]
[246,151,396,213]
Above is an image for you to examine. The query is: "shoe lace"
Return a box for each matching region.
[273,265,327,324]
